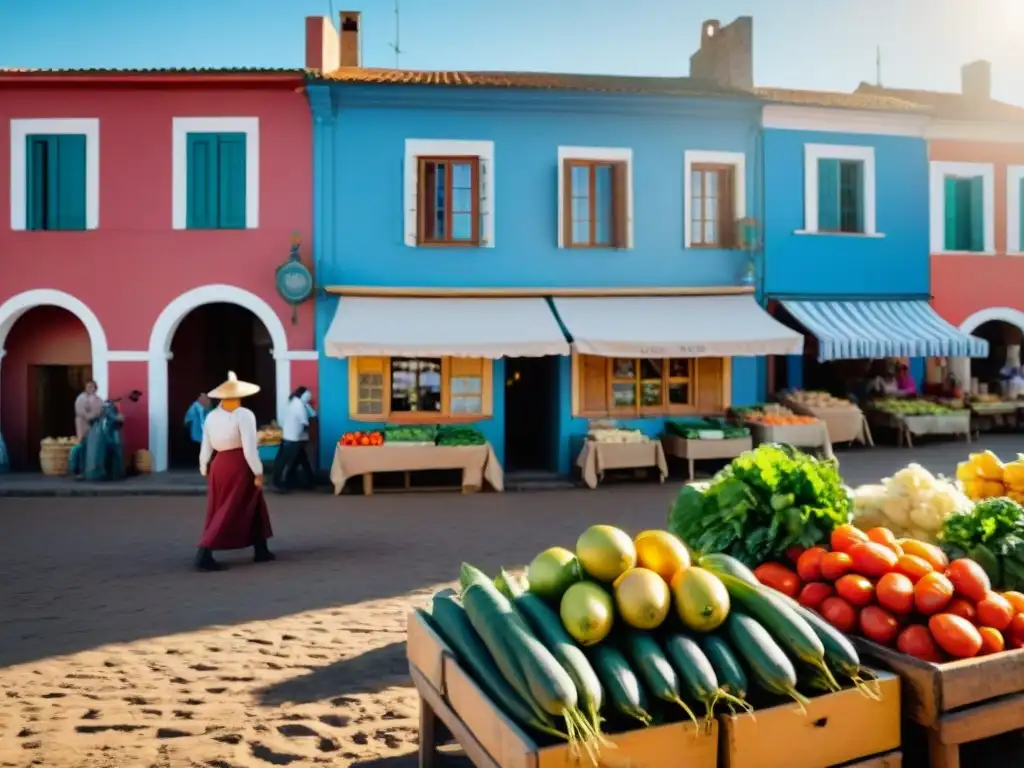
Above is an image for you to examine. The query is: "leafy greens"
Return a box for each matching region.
[668,443,852,566]
[940,497,1024,590]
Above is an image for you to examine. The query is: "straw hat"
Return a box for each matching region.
[208,371,260,400]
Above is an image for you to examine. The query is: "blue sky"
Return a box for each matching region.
[4,0,1023,101]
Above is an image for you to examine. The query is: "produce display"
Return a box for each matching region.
[340,430,384,446]
[669,444,850,567]
[382,425,437,444]
[587,427,651,443]
[941,497,1024,591]
[851,463,972,543]
[744,524,1024,662]
[437,424,487,446]
[871,398,961,416]
[421,522,878,760]
[783,390,859,411]
[665,418,750,440]
[956,450,1024,504]
[732,403,819,426]
[257,423,283,446]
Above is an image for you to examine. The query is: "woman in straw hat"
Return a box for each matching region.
[195,371,274,572]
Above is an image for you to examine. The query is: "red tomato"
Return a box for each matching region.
[860,605,901,646]
[753,563,802,599]
[876,572,915,615]
[1003,591,1024,615]
[929,614,983,659]
[820,551,855,581]
[945,598,977,624]
[835,574,875,607]
[849,542,899,579]
[914,572,954,615]
[798,582,834,610]
[899,540,948,571]
[945,559,992,603]
[831,524,869,554]
[784,546,807,565]
[796,547,827,582]
[978,626,1005,655]
[866,526,898,547]
[1009,613,1024,642]
[976,592,1014,631]
[819,596,859,633]
[896,625,943,662]
[894,554,934,584]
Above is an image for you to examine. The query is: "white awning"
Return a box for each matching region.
[552,295,805,358]
[323,296,571,358]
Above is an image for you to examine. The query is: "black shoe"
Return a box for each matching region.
[194,548,225,572]
[254,541,276,563]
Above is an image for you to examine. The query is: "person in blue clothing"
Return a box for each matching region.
[184,393,212,468]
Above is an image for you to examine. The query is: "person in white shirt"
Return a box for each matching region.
[194,372,275,572]
[273,386,316,492]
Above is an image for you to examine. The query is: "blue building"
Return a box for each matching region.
[304,14,805,477]
[758,90,987,392]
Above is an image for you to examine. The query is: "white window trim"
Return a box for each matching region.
[557,146,634,249]
[929,160,995,255]
[799,143,880,237]
[172,117,259,230]
[404,139,495,248]
[1007,166,1024,256]
[10,118,100,230]
[683,150,746,248]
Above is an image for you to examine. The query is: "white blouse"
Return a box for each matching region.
[199,406,263,478]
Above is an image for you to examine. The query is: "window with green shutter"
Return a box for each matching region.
[943,175,984,252]
[817,158,864,233]
[186,132,247,229]
[25,134,87,231]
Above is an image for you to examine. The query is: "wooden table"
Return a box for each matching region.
[575,440,668,489]
[661,434,752,481]
[867,410,971,448]
[329,442,504,495]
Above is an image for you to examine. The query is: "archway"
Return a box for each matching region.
[0,290,109,469]
[148,285,290,472]
[947,307,1024,394]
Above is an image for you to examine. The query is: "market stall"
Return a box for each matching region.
[778,390,873,446]
[866,398,971,448]
[731,404,833,458]
[660,417,752,481]
[256,423,282,466]
[330,425,504,495]
[575,427,668,489]
[967,393,1022,434]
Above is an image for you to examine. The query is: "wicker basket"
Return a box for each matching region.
[134,449,153,474]
[40,442,73,476]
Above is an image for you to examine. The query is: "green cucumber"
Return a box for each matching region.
[724,612,807,708]
[587,644,652,726]
[697,634,749,702]
[698,553,760,585]
[663,632,726,724]
[624,632,698,728]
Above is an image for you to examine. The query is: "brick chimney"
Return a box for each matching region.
[339,12,361,68]
[961,60,991,101]
[689,17,753,90]
[303,11,360,72]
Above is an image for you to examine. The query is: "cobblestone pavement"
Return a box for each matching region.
[0,435,1022,766]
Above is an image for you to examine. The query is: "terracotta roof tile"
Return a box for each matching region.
[755,86,926,113]
[856,83,1024,122]
[311,67,755,98]
[0,67,303,75]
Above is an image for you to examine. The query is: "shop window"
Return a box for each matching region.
[818,159,864,234]
[25,134,87,231]
[348,356,492,422]
[944,175,984,252]
[563,159,629,248]
[575,355,730,417]
[690,164,735,247]
[417,156,480,245]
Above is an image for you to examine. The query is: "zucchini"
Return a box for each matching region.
[505,569,605,730]
[698,553,760,585]
[697,634,750,704]
[725,612,808,708]
[460,563,493,591]
[703,565,840,692]
[425,599,561,737]
[587,644,652,725]
[663,632,748,724]
[624,632,698,729]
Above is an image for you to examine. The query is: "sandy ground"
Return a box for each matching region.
[1,437,1022,768]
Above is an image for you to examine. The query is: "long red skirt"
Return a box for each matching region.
[198,448,273,550]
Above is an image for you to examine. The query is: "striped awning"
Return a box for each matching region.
[780,300,989,361]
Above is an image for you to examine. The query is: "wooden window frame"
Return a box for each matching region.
[689,163,736,248]
[562,159,628,249]
[416,155,481,246]
[348,356,493,424]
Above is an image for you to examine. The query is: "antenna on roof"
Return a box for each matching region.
[875,45,882,87]
[388,0,403,69]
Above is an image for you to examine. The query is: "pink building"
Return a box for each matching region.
[0,69,317,472]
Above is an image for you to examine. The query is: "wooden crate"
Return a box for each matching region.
[718,670,901,768]
[407,610,718,768]
[853,638,1024,768]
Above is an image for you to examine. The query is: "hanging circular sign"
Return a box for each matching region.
[275,233,313,323]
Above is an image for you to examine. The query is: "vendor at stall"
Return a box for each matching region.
[895,363,917,396]
[868,364,902,398]
[999,345,1024,399]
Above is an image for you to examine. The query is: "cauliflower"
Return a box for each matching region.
[852,464,971,542]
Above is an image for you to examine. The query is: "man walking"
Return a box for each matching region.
[184,393,211,468]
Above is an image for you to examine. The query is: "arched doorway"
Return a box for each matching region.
[949,307,1024,394]
[148,285,291,472]
[0,290,109,470]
